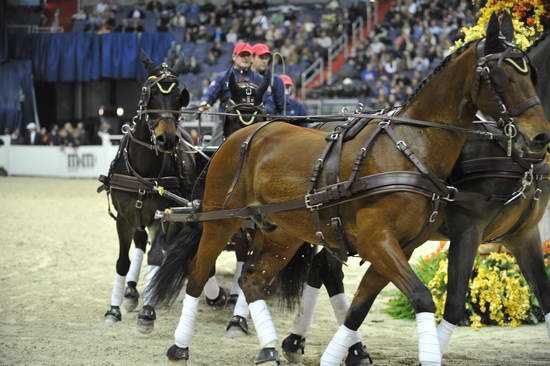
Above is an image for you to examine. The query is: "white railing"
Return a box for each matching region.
[327,32,348,85]
[300,58,324,101]
[350,16,364,53]
[7,25,64,33]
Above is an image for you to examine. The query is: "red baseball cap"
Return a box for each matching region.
[233,42,253,55]
[252,43,272,56]
[279,74,294,86]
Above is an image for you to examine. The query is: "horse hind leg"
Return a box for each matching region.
[105,218,134,324]
[123,230,147,313]
[239,230,304,365]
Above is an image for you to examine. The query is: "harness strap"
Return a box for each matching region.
[223,121,277,207]
[160,171,448,223]
[508,96,541,117]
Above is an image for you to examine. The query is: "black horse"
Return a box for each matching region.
[99,50,199,333]
[281,23,550,366]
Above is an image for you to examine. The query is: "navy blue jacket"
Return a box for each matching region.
[200,68,274,113]
[269,74,285,115]
[284,95,307,116]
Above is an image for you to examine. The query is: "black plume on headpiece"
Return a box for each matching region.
[140,49,157,74]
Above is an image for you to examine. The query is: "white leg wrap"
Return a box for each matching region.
[126,248,145,284]
[230,261,244,295]
[143,265,159,306]
[204,275,220,300]
[329,293,362,344]
[111,273,126,306]
[545,313,550,339]
[320,325,356,366]
[437,319,456,354]
[249,300,277,348]
[330,293,350,325]
[233,289,250,318]
[174,295,200,348]
[291,285,320,336]
[416,312,441,366]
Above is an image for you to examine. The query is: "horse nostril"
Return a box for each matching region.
[533,132,550,147]
[156,135,165,143]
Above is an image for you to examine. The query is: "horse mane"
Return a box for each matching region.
[527,30,550,53]
[402,40,478,109]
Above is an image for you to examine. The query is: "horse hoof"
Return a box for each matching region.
[205,287,227,307]
[255,347,280,365]
[123,284,139,312]
[137,305,156,334]
[104,306,121,324]
[167,344,189,365]
[281,333,305,364]
[345,342,373,366]
[226,315,249,337]
[227,293,239,305]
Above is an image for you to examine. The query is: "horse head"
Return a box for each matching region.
[223,70,270,137]
[473,12,550,160]
[138,49,190,151]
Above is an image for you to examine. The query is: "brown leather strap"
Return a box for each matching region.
[223,121,276,206]
[160,171,448,223]
[508,96,541,117]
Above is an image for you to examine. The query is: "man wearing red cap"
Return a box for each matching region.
[197,42,274,116]
[279,74,308,117]
[251,43,285,115]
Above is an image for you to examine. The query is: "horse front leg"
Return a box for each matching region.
[167,218,242,365]
[323,228,440,366]
[123,230,147,313]
[105,218,134,323]
[504,228,550,339]
[137,224,164,334]
[240,230,303,365]
[439,223,481,355]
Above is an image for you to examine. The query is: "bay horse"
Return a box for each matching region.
[98,50,199,333]
[151,14,550,366]
[282,27,550,366]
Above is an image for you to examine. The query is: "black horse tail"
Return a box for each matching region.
[149,222,202,306]
[270,242,316,311]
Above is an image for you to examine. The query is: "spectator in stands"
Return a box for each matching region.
[278,74,306,117]
[75,122,90,146]
[251,43,285,114]
[157,12,171,32]
[49,125,60,146]
[128,19,144,33]
[210,40,223,57]
[212,26,226,42]
[38,127,50,145]
[226,24,239,44]
[183,56,202,75]
[96,0,109,14]
[10,128,24,145]
[114,18,131,32]
[204,50,217,66]
[97,19,113,34]
[127,6,145,19]
[147,0,163,14]
[171,12,186,29]
[72,8,87,21]
[196,25,211,42]
[24,123,41,145]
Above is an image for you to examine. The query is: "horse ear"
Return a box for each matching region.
[140,49,157,74]
[484,12,504,55]
[500,11,515,43]
[179,88,190,108]
[228,71,240,101]
[256,70,271,104]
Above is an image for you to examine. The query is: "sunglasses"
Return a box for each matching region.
[238,52,252,57]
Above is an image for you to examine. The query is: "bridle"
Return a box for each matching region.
[471,39,541,157]
[124,63,185,155]
[225,82,265,126]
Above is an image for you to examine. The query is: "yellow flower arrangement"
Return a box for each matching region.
[452,0,546,51]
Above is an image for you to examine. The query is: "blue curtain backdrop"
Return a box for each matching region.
[7,32,175,82]
[0,60,34,132]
